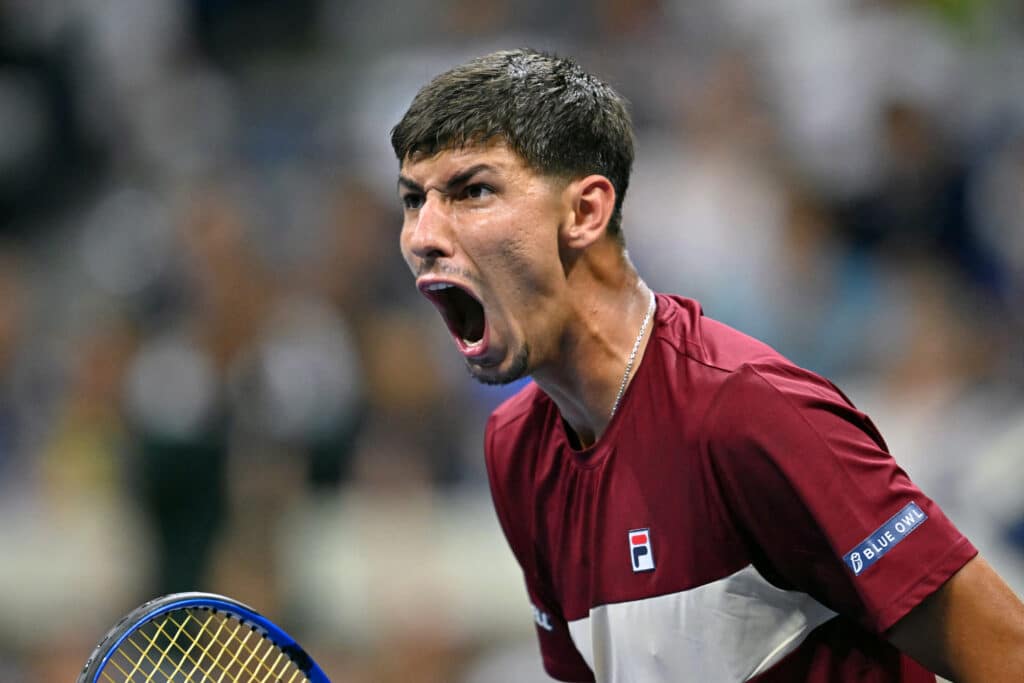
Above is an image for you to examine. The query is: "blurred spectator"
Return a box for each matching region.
[0,248,30,480]
[841,99,999,291]
[40,316,137,509]
[313,177,415,320]
[969,124,1024,381]
[122,185,265,595]
[0,15,105,236]
[278,416,530,682]
[627,50,789,342]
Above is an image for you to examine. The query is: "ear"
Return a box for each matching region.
[560,174,616,250]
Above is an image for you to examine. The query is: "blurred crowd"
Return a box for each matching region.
[0,0,1022,681]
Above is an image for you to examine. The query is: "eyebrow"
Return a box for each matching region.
[397,164,497,195]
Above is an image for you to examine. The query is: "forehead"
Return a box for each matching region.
[399,141,535,183]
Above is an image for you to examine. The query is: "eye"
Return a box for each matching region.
[463,183,494,200]
[401,192,424,210]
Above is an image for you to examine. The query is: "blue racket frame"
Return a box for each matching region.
[81,592,331,683]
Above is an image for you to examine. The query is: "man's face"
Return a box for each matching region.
[398,142,569,385]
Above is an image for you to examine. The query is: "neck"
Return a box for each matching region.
[531,250,655,449]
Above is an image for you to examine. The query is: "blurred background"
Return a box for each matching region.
[0,0,1021,680]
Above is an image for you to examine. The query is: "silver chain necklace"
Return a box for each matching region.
[609,289,656,420]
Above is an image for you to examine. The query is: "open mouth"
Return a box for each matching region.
[419,281,487,352]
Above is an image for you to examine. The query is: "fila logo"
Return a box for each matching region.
[628,528,655,572]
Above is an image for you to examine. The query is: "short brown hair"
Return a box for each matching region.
[391,49,635,239]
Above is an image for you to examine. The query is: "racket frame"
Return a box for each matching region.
[78,591,330,683]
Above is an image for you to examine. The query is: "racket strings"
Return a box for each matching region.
[98,608,309,682]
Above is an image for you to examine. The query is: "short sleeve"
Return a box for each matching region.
[702,363,977,633]
[484,415,594,682]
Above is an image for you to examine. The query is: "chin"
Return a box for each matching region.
[466,344,530,386]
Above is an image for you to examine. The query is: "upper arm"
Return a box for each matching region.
[703,366,1024,679]
[887,554,1024,682]
[704,365,976,631]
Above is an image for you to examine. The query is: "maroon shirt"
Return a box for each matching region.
[485,294,976,682]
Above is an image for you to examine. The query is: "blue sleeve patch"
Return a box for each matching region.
[843,502,928,576]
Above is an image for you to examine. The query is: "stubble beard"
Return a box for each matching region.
[466,343,530,386]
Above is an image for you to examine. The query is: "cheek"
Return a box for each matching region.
[485,227,559,296]
[468,214,531,267]
[398,225,416,270]
[465,199,563,289]
[497,229,534,267]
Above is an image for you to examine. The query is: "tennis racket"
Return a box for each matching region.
[78,591,331,683]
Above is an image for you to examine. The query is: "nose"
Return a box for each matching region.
[404,192,454,262]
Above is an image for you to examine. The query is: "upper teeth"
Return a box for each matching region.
[424,282,454,291]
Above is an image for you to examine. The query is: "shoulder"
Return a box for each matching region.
[651,295,846,411]
[698,356,892,498]
[649,295,855,424]
[649,296,885,463]
[485,380,549,458]
[710,361,855,420]
[704,360,870,443]
[484,382,551,561]
[653,294,790,374]
[488,380,546,432]
[484,381,551,498]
